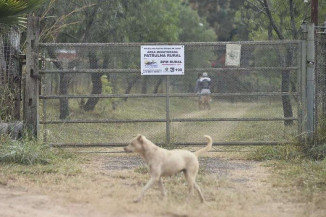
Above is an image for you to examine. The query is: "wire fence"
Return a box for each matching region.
[39,41,301,147]
[316,25,326,141]
[0,25,21,122]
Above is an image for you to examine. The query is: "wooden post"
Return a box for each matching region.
[311,0,318,26]
[23,15,40,138]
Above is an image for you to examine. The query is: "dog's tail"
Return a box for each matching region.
[194,135,212,157]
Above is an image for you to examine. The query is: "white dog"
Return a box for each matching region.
[124,134,213,203]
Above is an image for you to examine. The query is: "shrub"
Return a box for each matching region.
[0,136,72,165]
[248,144,303,161]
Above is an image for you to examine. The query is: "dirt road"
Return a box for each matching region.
[1,154,325,217]
[1,103,325,217]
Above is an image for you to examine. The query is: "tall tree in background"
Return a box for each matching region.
[187,0,245,41]
[236,0,307,125]
[38,0,216,114]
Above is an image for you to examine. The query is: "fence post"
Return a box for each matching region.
[166,75,171,145]
[301,23,316,142]
[23,15,40,138]
[322,21,326,119]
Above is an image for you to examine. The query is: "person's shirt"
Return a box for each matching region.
[195,78,201,93]
[199,76,211,90]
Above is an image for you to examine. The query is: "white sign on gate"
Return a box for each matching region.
[141,45,184,75]
[225,44,241,67]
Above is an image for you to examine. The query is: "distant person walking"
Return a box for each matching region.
[196,72,211,110]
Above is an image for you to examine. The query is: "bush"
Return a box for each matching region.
[248,144,303,161]
[0,136,71,165]
[305,143,326,160]
[308,118,326,160]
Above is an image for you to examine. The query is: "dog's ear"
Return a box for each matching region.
[137,134,144,143]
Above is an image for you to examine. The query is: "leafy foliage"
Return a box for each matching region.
[187,0,245,41]
[0,0,43,26]
[235,0,307,40]
[37,0,217,43]
[248,145,303,161]
[0,135,73,165]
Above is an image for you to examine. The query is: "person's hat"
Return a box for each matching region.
[203,72,208,77]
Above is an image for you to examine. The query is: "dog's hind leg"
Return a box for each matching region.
[194,182,205,203]
[183,170,195,196]
[184,168,205,202]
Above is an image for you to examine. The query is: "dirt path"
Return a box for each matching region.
[1,155,324,217]
[1,102,324,217]
[0,185,105,217]
[146,101,253,142]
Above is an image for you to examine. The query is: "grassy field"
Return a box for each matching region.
[40,97,299,145]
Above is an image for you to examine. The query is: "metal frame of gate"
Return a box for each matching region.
[36,40,305,148]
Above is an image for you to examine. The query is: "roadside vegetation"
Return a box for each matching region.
[246,125,326,197]
[0,134,81,186]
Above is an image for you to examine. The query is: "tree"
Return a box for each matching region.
[187,0,245,41]
[38,0,216,114]
[236,0,307,125]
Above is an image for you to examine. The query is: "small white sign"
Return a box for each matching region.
[225,44,241,67]
[141,45,184,75]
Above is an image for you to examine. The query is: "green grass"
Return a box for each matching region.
[228,102,298,142]
[40,98,301,145]
[247,144,303,161]
[0,134,80,171]
[269,159,326,192]
[0,135,82,187]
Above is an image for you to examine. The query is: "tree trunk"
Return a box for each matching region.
[281,71,293,125]
[59,73,70,119]
[141,77,148,94]
[153,78,163,94]
[83,51,102,111]
[261,0,294,125]
[281,49,294,125]
[45,48,72,119]
[124,75,140,101]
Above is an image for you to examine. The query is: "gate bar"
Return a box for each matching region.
[49,141,294,148]
[40,117,298,124]
[39,92,299,99]
[39,40,302,47]
[39,67,298,74]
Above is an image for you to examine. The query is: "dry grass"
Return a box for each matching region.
[40,98,293,145]
[1,151,326,217]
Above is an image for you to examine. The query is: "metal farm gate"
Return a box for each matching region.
[37,40,305,148]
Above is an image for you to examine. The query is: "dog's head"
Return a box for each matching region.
[124,134,146,153]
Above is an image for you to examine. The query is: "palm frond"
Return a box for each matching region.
[0,0,44,25]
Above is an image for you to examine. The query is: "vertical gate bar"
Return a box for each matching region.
[297,41,302,137]
[301,24,308,142]
[42,98,47,143]
[306,23,316,142]
[165,75,170,145]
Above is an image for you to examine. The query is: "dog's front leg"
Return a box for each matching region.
[134,177,156,203]
[158,177,167,197]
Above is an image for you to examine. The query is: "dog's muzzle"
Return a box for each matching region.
[124,147,132,152]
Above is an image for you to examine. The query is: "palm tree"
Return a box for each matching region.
[0,0,43,26]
